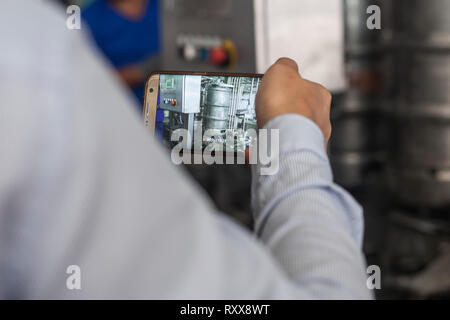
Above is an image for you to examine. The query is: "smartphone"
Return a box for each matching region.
[143,72,263,154]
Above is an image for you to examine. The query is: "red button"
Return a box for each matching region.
[210,47,229,66]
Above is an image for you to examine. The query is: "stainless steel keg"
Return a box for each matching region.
[389,0,450,207]
[204,83,233,131]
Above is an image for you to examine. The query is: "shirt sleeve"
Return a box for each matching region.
[251,114,371,298]
[0,0,372,300]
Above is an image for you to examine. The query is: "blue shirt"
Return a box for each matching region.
[82,0,160,103]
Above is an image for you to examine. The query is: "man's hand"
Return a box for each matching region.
[255,58,332,146]
[118,65,143,88]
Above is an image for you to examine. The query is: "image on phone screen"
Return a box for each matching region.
[149,73,262,153]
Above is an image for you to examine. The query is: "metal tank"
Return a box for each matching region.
[204,83,233,131]
[393,0,450,49]
[389,0,450,207]
[331,0,393,188]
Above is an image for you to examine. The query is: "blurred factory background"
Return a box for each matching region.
[52,0,450,299]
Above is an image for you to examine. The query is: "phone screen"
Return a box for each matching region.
[145,73,262,153]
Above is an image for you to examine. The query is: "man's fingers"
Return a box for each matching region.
[275,57,299,73]
[263,57,302,82]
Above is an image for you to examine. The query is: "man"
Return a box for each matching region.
[0,0,371,299]
[82,0,161,106]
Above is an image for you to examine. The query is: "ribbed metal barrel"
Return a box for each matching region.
[393,0,450,49]
[389,0,450,207]
[332,94,389,152]
[204,84,233,130]
[400,53,450,106]
[331,1,393,188]
[330,92,390,188]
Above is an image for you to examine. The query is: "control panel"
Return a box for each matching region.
[159,74,201,114]
[176,34,238,69]
[162,0,256,72]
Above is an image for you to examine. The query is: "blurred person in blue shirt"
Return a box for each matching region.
[82,0,161,107]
